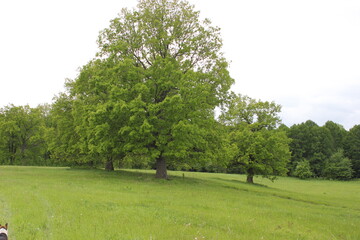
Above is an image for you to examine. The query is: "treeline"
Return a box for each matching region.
[0,102,359,180]
[285,120,359,180]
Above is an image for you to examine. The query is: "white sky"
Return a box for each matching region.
[1,0,359,129]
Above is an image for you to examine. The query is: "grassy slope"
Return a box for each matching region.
[0,166,359,240]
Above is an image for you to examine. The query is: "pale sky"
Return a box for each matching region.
[1,0,359,129]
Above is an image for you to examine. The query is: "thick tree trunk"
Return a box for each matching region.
[105,158,114,171]
[155,155,168,179]
[246,175,254,184]
[246,168,254,184]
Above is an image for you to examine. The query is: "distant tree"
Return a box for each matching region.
[310,126,334,176]
[220,94,291,183]
[323,150,353,180]
[46,93,85,165]
[287,121,333,177]
[293,159,313,179]
[278,124,289,131]
[69,0,234,178]
[344,125,360,178]
[0,105,46,165]
[324,121,347,151]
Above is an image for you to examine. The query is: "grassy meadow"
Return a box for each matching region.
[0,166,359,240]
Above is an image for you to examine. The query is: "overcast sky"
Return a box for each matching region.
[1,0,359,129]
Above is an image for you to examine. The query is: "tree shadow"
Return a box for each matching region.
[210,177,271,188]
[67,167,203,184]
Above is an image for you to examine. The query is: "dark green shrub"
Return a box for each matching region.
[293,159,313,179]
[323,150,353,180]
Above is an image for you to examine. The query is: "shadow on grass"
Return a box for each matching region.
[117,169,205,185]
[67,167,202,185]
[210,177,270,188]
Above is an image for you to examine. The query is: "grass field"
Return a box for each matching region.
[0,166,359,240]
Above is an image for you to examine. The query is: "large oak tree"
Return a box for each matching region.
[71,0,234,178]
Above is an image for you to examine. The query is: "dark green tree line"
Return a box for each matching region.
[344,125,360,178]
[287,120,355,180]
[0,105,48,165]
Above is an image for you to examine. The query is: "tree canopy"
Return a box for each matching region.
[344,125,360,178]
[287,120,334,176]
[220,94,291,183]
[0,105,47,165]
[68,0,234,178]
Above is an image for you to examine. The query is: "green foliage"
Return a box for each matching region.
[231,126,290,181]
[220,94,282,130]
[344,125,360,178]
[324,121,347,151]
[121,153,152,169]
[293,159,313,179]
[323,150,353,180]
[221,94,291,183]
[287,120,334,177]
[67,0,234,177]
[0,105,47,165]
[45,93,87,165]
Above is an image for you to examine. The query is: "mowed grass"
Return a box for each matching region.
[0,166,359,240]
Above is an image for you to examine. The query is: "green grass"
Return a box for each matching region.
[0,166,359,239]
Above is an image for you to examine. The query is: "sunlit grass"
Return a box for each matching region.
[0,166,359,239]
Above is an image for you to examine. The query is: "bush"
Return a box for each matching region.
[323,150,353,180]
[293,160,313,179]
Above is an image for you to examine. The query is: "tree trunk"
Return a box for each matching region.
[105,158,114,171]
[246,168,254,184]
[246,175,254,184]
[155,155,168,179]
[8,141,16,165]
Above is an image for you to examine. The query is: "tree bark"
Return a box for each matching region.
[8,141,16,165]
[247,168,254,184]
[246,174,254,184]
[105,158,114,171]
[155,155,168,179]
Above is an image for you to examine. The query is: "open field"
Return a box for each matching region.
[0,166,359,239]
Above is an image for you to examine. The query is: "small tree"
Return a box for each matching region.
[221,94,291,183]
[293,159,313,179]
[323,150,353,180]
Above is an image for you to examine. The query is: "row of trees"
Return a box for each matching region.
[1,100,359,181]
[0,105,50,166]
[285,120,360,180]
[0,0,358,183]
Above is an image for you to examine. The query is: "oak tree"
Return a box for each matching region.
[71,0,234,178]
[220,94,291,183]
